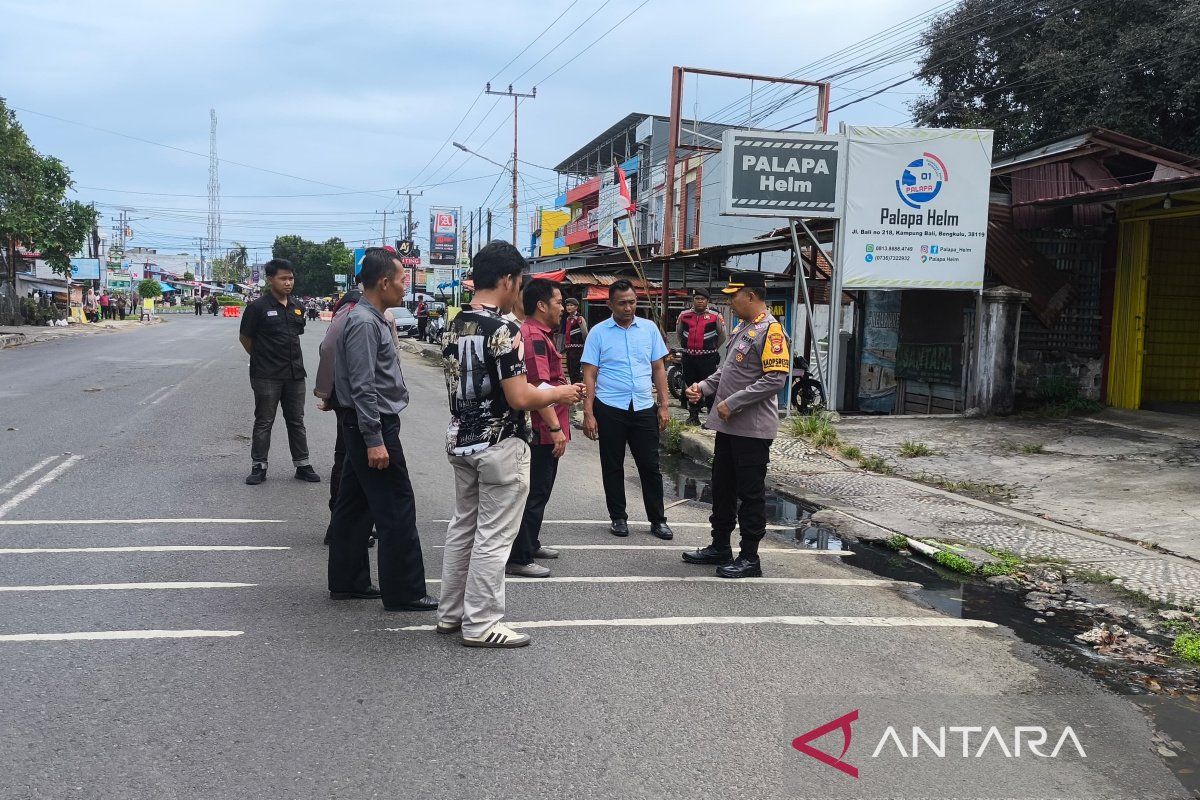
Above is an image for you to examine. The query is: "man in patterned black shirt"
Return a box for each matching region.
[439,241,582,649]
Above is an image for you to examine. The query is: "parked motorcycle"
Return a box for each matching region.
[424,314,445,345]
[666,349,686,400]
[790,355,826,413]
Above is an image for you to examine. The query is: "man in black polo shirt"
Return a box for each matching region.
[238,258,320,486]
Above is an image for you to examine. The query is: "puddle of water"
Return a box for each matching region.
[660,452,1200,793]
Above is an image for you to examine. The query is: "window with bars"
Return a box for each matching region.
[1018,232,1105,353]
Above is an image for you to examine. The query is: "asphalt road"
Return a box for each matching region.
[0,315,1190,800]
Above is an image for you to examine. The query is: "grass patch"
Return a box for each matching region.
[1160,619,1197,635]
[839,444,863,460]
[883,534,909,551]
[859,455,894,474]
[1019,443,1045,454]
[932,550,977,575]
[663,418,689,455]
[1020,378,1104,418]
[898,440,937,458]
[915,473,1016,502]
[1172,632,1200,664]
[980,550,1023,577]
[787,412,841,448]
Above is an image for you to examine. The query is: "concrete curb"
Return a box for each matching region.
[677,428,1200,581]
[0,333,26,349]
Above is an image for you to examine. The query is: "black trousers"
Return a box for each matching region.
[709,432,771,558]
[594,399,665,524]
[681,353,720,413]
[194,304,202,316]
[329,410,347,513]
[566,349,584,384]
[249,377,309,467]
[509,443,559,565]
[327,413,427,606]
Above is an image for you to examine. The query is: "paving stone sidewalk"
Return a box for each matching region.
[678,424,1200,608]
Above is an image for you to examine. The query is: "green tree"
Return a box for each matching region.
[137,278,162,299]
[182,270,195,281]
[911,0,1200,155]
[270,234,350,296]
[0,97,98,282]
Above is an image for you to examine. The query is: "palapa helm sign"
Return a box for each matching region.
[839,126,993,290]
[721,130,843,217]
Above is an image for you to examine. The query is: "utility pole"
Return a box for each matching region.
[375,210,394,246]
[486,209,493,242]
[396,190,422,299]
[207,109,221,284]
[397,190,423,244]
[485,83,536,245]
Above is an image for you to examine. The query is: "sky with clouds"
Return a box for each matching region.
[3,0,946,262]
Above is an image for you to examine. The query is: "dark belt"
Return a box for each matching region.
[682,349,719,356]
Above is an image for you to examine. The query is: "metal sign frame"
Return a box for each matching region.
[720,129,845,218]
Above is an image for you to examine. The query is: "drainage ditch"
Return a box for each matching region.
[660,453,1200,794]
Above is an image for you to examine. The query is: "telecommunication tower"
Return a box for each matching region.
[207,108,221,282]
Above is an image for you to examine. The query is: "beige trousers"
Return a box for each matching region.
[440,437,531,638]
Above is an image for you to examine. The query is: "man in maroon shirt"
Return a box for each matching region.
[507,278,581,578]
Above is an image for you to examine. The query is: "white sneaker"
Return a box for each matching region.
[505,562,551,578]
[462,623,531,649]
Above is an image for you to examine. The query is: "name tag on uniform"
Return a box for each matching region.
[266,310,279,317]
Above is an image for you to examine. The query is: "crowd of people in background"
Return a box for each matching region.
[235,242,788,650]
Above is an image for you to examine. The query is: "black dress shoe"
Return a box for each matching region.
[650,522,674,540]
[245,465,266,485]
[716,556,763,579]
[682,545,734,565]
[330,585,382,600]
[609,519,629,537]
[383,594,440,612]
[294,465,321,482]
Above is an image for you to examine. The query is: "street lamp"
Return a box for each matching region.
[453,142,510,173]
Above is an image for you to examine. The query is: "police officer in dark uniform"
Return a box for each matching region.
[681,272,789,578]
[675,287,727,425]
[561,296,589,384]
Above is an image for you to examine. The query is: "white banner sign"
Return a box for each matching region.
[840,127,993,290]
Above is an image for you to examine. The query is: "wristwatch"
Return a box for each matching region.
[548,426,562,433]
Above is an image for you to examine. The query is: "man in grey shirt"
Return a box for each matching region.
[326,248,438,613]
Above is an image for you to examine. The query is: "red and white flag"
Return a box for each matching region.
[616,165,635,215]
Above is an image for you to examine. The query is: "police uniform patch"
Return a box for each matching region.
[735,353,744,362]
[532,338,547,356]
[768,332,784,354]
[294,307,302,316]
[746,330,757,340]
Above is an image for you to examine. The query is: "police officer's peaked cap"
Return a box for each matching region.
[721,272,768,294]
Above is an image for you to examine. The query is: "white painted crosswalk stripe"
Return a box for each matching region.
[0,630,245,643]
[433,519,802,530]
[427,576,908,586]
[0,546,290,554]
[434,544,848,555]
[392,615,997,633]
[0,518,286,525]
[0,581,256,592]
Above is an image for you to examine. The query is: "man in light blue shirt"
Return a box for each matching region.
[581,279,674,540]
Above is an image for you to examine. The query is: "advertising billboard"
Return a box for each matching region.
[720,130,843,218]
[429,208,459,266]
[839,127,993,290]
[69,258,102,280]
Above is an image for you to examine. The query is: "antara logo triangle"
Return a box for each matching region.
[792,709,859,778]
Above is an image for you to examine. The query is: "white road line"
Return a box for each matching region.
[0,518,285,526]
[433,519,802,530]
[432,544,849,555]
[0,455,81,519]
[392,615,998,632]
[0,630,244,643]
[0,456,59,494]
[425,576,911,587]
[0,581,256,592]
[0,546,290,554]
[150,381,186,406]
[140,385,172,405]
